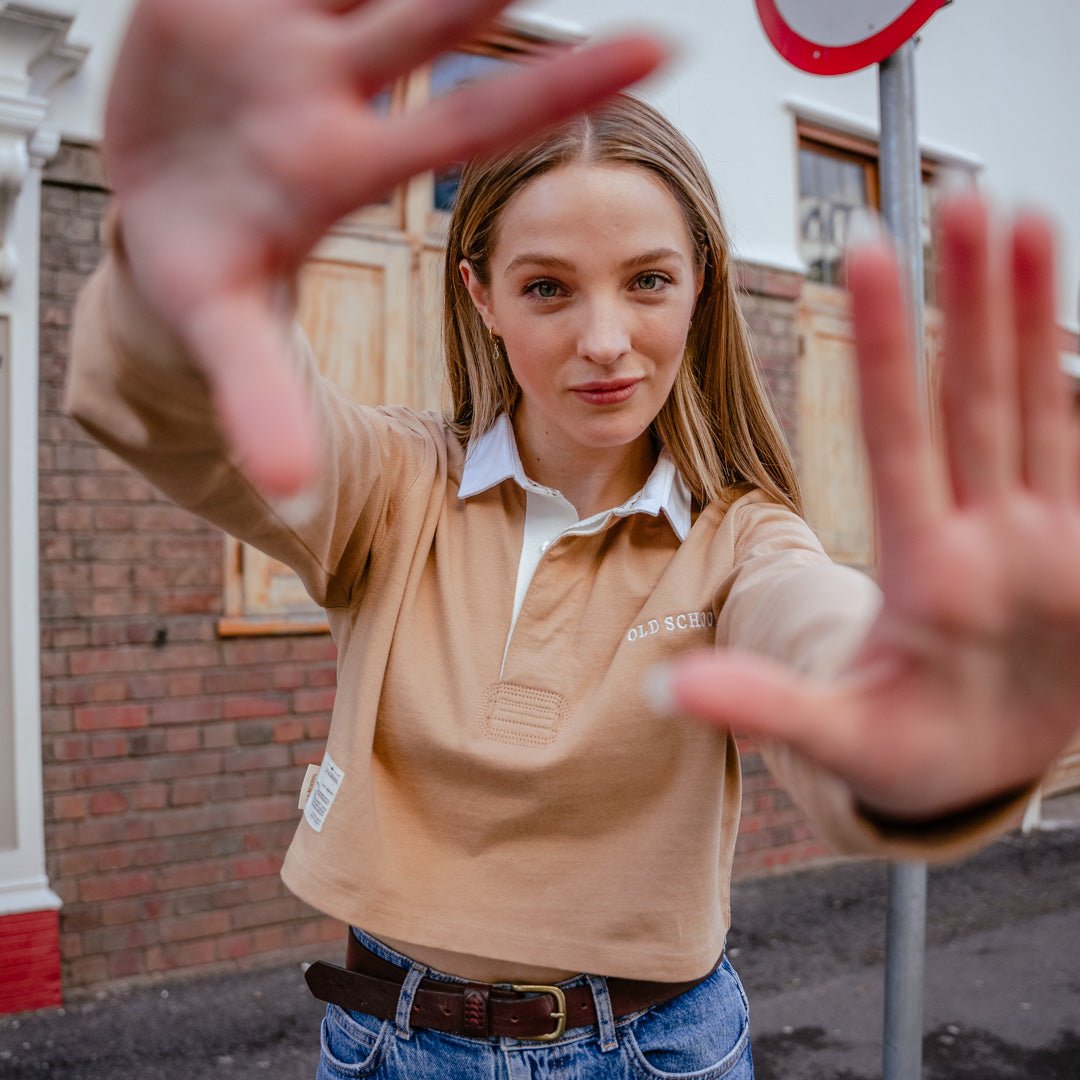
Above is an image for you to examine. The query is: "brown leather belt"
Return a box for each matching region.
[304,934,715,1042]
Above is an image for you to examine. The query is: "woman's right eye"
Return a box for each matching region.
[524,279,563,300]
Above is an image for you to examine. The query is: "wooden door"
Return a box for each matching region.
[223,238,413,630]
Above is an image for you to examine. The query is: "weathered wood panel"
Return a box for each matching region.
[796,283,875,569]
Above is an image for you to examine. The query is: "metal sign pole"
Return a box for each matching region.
[877,39,929,1080]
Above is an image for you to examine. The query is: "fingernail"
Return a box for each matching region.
[935,164,977,199]
[845,206,889,252]
[644,663,678,716]
[269,486,320,528]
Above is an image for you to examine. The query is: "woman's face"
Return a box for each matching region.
[461,163,702,463]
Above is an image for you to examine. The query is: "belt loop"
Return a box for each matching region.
[585,974,619,1052]
[394,962,428,1041]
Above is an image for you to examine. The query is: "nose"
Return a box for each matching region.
[577,298,631,366]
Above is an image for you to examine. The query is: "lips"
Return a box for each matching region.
[570,378,643,405]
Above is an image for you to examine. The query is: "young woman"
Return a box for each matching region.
[69,1,1080,1077]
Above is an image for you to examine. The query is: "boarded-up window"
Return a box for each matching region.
[797,119,941,303]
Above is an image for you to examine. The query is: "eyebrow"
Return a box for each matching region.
[503,248,687,275]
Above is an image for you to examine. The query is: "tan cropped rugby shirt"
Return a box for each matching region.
[66,248,1026,981]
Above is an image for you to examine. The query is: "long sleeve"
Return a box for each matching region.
[715,495,1029,861]
[65,229,440,611]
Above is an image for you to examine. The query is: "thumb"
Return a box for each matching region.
[650,649,846,760]
[181,290,320,499]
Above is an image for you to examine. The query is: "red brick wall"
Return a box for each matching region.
[38,146,342,991]
[36,143,815,995]
[732,741,832,877]
[736,260,804,460]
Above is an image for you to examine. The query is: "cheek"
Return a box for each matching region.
[651,324,691,372]
[502,313,567,368]
[503,343,551,396]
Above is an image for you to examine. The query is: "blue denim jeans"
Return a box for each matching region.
[316,927,754,1079]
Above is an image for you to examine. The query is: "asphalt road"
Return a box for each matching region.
[733,799,1080,1080]
[2,797,1077,1080]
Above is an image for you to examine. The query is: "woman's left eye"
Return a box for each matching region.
[634,273,670,292]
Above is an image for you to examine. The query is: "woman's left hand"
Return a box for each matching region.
[667,193,1080,822]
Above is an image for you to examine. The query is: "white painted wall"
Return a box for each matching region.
[46,0,1080,331]
[532,0,1080,331]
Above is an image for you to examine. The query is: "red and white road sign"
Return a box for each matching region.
[756,0,950,75]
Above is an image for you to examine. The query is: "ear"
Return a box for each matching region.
[459,259,495,331]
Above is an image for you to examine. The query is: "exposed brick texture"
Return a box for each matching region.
[731,744,832,879]
[36,142,812,996]
[735,261,804,460]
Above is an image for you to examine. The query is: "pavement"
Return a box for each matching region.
[2,792,1078,1080]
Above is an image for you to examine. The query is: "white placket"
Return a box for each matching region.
[499,486,643,679]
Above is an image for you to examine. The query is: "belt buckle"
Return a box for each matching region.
[511,984,567,1042]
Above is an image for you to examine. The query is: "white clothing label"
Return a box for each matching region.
[303,752,344,833]
[298,763,320,810]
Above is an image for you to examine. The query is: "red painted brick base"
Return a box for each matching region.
[0,910,62,1014]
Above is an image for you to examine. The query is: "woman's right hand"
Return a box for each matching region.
[104,0,664,497]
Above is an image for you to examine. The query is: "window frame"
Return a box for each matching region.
[795,118,950,302]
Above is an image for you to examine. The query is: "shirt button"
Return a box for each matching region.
[540,540,551,553]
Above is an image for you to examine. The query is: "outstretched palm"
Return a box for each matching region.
[673,196,1080,821]
[105,0,663,495]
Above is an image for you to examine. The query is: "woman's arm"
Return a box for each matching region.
[704,496,1025,859]
[65,227,428,608]
[662,198,1080,849]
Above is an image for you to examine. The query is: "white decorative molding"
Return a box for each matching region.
[0,1,85,927]
[0,2,88,287]
[0,135,27,286]
[0,875,62,917]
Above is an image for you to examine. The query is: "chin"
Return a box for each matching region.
[573,415,652,449]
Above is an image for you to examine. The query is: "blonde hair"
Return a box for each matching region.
[443,94,802,516]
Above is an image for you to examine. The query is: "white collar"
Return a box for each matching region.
[458,414,692,541]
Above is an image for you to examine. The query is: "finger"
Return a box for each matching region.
[938,193,1019,503]
[650,651,859,775]
[1011,212,1077,498]
[847,235,946,547]
[181,292,319,499]
[367,35,667,188]
[345,0,519,96]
